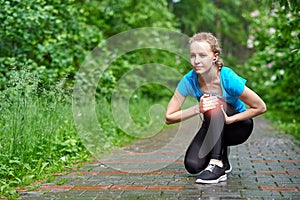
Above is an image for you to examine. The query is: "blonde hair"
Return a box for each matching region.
[189,32,223,70]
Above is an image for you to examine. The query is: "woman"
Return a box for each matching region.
[165,32,266,184]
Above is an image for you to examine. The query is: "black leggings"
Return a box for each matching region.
[184,101,254,174]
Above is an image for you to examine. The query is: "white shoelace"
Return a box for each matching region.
[205,164,215,172]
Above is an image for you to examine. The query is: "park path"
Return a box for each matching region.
[18,116,300,199]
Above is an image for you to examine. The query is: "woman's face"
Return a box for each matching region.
[190,41,215,75]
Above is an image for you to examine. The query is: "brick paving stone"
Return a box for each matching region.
[241,190,283,199]
[18,117,300,199]
[122,191,161,200]
[281,192,300,199]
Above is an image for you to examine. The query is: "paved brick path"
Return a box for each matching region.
[18,117,300,199]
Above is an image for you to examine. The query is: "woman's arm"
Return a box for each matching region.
[221,86,267,124]
[165,89,200,124]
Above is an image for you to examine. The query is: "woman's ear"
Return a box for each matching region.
[214,53,219,59]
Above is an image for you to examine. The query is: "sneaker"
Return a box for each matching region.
[195,164,227,184]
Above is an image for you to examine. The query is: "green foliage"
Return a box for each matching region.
[171,0,216,35]
[107,49,191,101]
[170,0,260,66]
[0,1,178,199]
[82,0,178,36]
[264,111,300,141]
[0,69,85,199]
[239,0,300,138]
[0,0,102,87]
[241,1,299,113]
[80,0,181,101]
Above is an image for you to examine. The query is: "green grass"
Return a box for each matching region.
[0,71,91,198]
[264,110,300,141]
[0,70,173,199]
[0,82,86,199]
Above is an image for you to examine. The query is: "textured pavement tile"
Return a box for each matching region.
[125,190,163,198]
[281,191,300,199]
[241,190,282,199]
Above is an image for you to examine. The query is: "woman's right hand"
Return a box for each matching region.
[199,94,219,113]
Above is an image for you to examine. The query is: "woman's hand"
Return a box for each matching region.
[220,105,235,124]
[199,95,219,113]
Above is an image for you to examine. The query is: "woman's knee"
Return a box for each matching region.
[225,119,254,146]
[203,105,224,126]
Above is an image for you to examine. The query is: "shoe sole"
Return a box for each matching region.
[195,174,227,184]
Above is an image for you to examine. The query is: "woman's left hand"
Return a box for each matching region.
[220,105,235,124]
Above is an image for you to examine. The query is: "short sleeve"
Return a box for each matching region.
[177,78,190,97]
[225,69,247,96]
[176,70,206,101]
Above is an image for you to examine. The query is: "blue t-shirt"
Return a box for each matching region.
[177,67,247,112]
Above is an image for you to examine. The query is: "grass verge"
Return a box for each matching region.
[264,110,300,143]
[0,70,172,199]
